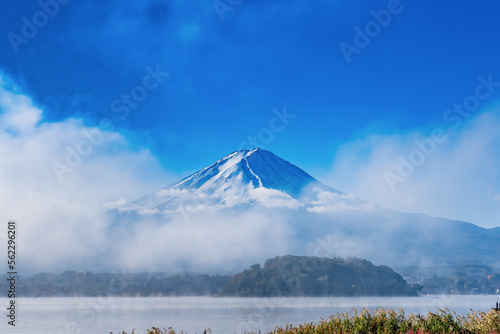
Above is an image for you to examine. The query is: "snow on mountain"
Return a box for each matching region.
[130,148,365,212]
[109,148,500,272]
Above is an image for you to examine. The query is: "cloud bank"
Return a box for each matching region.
[2,72,498,275]
[324,107,500,228]
[0,74,173,273]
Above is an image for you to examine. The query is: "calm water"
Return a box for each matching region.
[0,295,498,334]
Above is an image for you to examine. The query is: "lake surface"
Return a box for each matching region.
[1,295,499,334]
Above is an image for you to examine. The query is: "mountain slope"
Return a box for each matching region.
[133,148,343,211]
[111,148,500,274]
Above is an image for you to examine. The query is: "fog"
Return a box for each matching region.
[322,108,500,228]
[0,73,498,277]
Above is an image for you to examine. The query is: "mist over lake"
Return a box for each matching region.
[2,295,498,334]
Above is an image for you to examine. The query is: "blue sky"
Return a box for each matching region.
[1,0,500,229]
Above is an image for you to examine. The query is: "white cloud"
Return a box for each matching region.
[306,190,376,214]
[0,87,42,133]
[322,108,500,228]
[109,209,292,273]
[0,74,172,273]
[250,187,303,209]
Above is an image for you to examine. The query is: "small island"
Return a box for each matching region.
[221,255,420,297]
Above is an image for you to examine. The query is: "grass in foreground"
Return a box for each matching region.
[115,308,500,334]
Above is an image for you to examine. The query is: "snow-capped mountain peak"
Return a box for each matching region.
[132,148,342,211]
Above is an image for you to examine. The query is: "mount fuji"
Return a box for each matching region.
[111,148,500,275]
[130,148,368,213]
